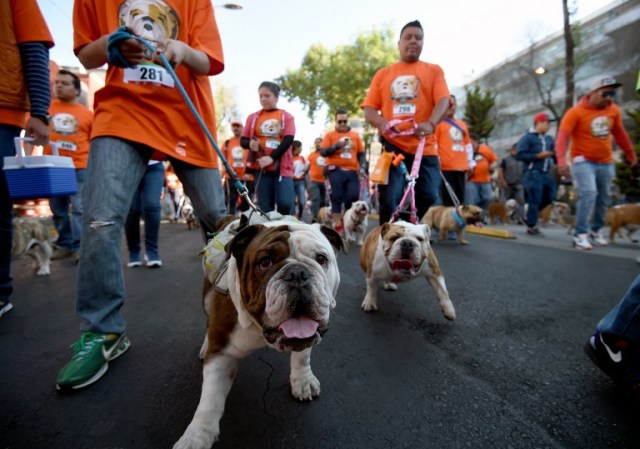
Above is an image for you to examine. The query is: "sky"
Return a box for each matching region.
[38,0,616,149]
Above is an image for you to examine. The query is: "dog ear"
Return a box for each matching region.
[319,226,348,254]
[380,222,392,238]
[227,224,265,263]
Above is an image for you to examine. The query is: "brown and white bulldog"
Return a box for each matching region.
[343,200,369,246]
[316,206,334,228]
[12,217,53,276]
[606,203,640,243]
[174,219,344,449]
[421,204,484,245]
[358,220,455,320]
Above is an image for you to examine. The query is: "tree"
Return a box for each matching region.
[276,28,397,123]
[212,82,239,140]
[463,84,496,140]
[562,0,577,114]
[615,104,640,201]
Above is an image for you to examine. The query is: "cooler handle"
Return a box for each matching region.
[13,137,59,167]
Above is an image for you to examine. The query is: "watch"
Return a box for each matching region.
[31,114,50,126]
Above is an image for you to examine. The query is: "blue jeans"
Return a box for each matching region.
[309,180,327,220]
[293,179,306,219]
[465,181,493,210]
[77,137,226,334]
[125,162,165,258]
[597,275,640,344]
[0,125,22,303]
[327,169,360,214]
[49,169,86,252]
[255,171,293,215]
[522,170,556,227]
[571,160,614,235]
[378,154,440,224]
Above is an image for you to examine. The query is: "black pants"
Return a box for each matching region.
[440,170,466,206]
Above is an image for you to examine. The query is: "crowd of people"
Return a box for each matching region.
[0,1,637,397]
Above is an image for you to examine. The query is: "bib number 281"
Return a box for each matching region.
[124,63,174,88]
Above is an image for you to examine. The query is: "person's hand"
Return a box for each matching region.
[258,156,273,169]
[249,138,260,152]
[558,166,570,177]
[154,39,189,67]
[537,151,554,159]
[24,117,49,146]
[415,121,435,138]
[118,37,146,66]
[335,140,345,149]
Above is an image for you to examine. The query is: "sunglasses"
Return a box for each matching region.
[337,120,348,124]
[601,90,616,98]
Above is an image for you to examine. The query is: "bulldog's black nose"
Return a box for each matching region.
[285,265,311,288]
[400,239,416,250]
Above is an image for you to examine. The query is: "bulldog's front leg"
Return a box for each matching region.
[425,251,456,321]
[361,275,379,312]
[173,354,239,449]
[290,347,320,400]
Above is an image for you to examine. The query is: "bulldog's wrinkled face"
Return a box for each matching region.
[228,222,343,352]
[459,204,484,225]
[380,221,430,279]
[352,201,370,217]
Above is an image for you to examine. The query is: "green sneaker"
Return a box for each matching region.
[56,332,130,392]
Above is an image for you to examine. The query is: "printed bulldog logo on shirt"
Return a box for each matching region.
[259,119,282,138]
[390,75,419,116]
[118,0,179,88]
[449,126,465,152]
[52,113,80,152]
[230,145,245,168]
[590,116,612,139]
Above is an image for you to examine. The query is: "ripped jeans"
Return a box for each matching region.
[76,138,226,334]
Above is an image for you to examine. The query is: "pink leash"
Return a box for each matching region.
[386,119,426,224]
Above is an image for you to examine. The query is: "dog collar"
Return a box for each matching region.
[451,208,466,229]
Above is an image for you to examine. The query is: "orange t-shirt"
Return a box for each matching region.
[223,135,253,181]
[73,0,224,168]
[320,130,364,171]
[361,61,450,156]
[308,151,327,183]
[469,144,497,183]
[242,109,295,176]
[557,97,633,164]
[0,0,54,128]
[43,100,93,169]
[436,118,471,171]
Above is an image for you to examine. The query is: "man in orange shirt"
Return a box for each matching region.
[320,110,365,230]
[46,70,94,261]
[465,133,498,213]
[223,118,254,215]
[435,95,474,206]
[362,20,450,224]
[56,0,226,391]
[556,75,637,250]
[0,0,53,319]
[307,137,328,223]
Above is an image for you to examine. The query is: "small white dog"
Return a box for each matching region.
[342,200,369,246]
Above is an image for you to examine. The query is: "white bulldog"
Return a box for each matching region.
[358,220,455,320]
[343,200,369,246]
[174,219,344,449]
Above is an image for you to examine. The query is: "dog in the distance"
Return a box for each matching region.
[342,200,369,246]
[488,199,519,224]
[421,204,484,245]
[605,203,640,243]
[539,201,570,227]
[316,206,334,228]
[174,217,345,449]
[358,220,455,320]
[179,197,199,230]
[12,217,53,276]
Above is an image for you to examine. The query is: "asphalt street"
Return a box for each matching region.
[1,219,639,449]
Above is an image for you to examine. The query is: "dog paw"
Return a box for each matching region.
[442,304,456,321]
[383,282,397,291]
[291,373,320,401]
[460,240,469,245]
[173,427,218,449]
[36,268,50,276]
[361,297,378,312]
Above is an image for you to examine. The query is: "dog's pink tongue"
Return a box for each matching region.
[279,317,319,339]
[391,259,413,270]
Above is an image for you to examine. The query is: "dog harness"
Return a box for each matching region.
[451,208,466,229]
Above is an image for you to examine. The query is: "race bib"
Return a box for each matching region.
[340,152,353,159]
[56,140,77,151]
[232,161,244,168]
[123,63,174,88]
[265,139,280,149]
[452,144,464,152]
[393,103,416,116]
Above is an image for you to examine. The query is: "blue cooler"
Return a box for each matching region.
[3,137,78,200]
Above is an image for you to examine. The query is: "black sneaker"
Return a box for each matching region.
[585,330,640,392]
[526,226,543,236]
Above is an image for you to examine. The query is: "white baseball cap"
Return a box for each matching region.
[590,76,622,92]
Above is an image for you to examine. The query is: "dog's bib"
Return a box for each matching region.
[123,63,174,88]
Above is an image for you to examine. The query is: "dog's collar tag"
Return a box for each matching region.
[451,209,466,229]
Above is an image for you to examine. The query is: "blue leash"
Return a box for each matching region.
[106,27,260,213]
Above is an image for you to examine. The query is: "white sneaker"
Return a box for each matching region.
[573,233,592,250]
[589,230,608,247]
